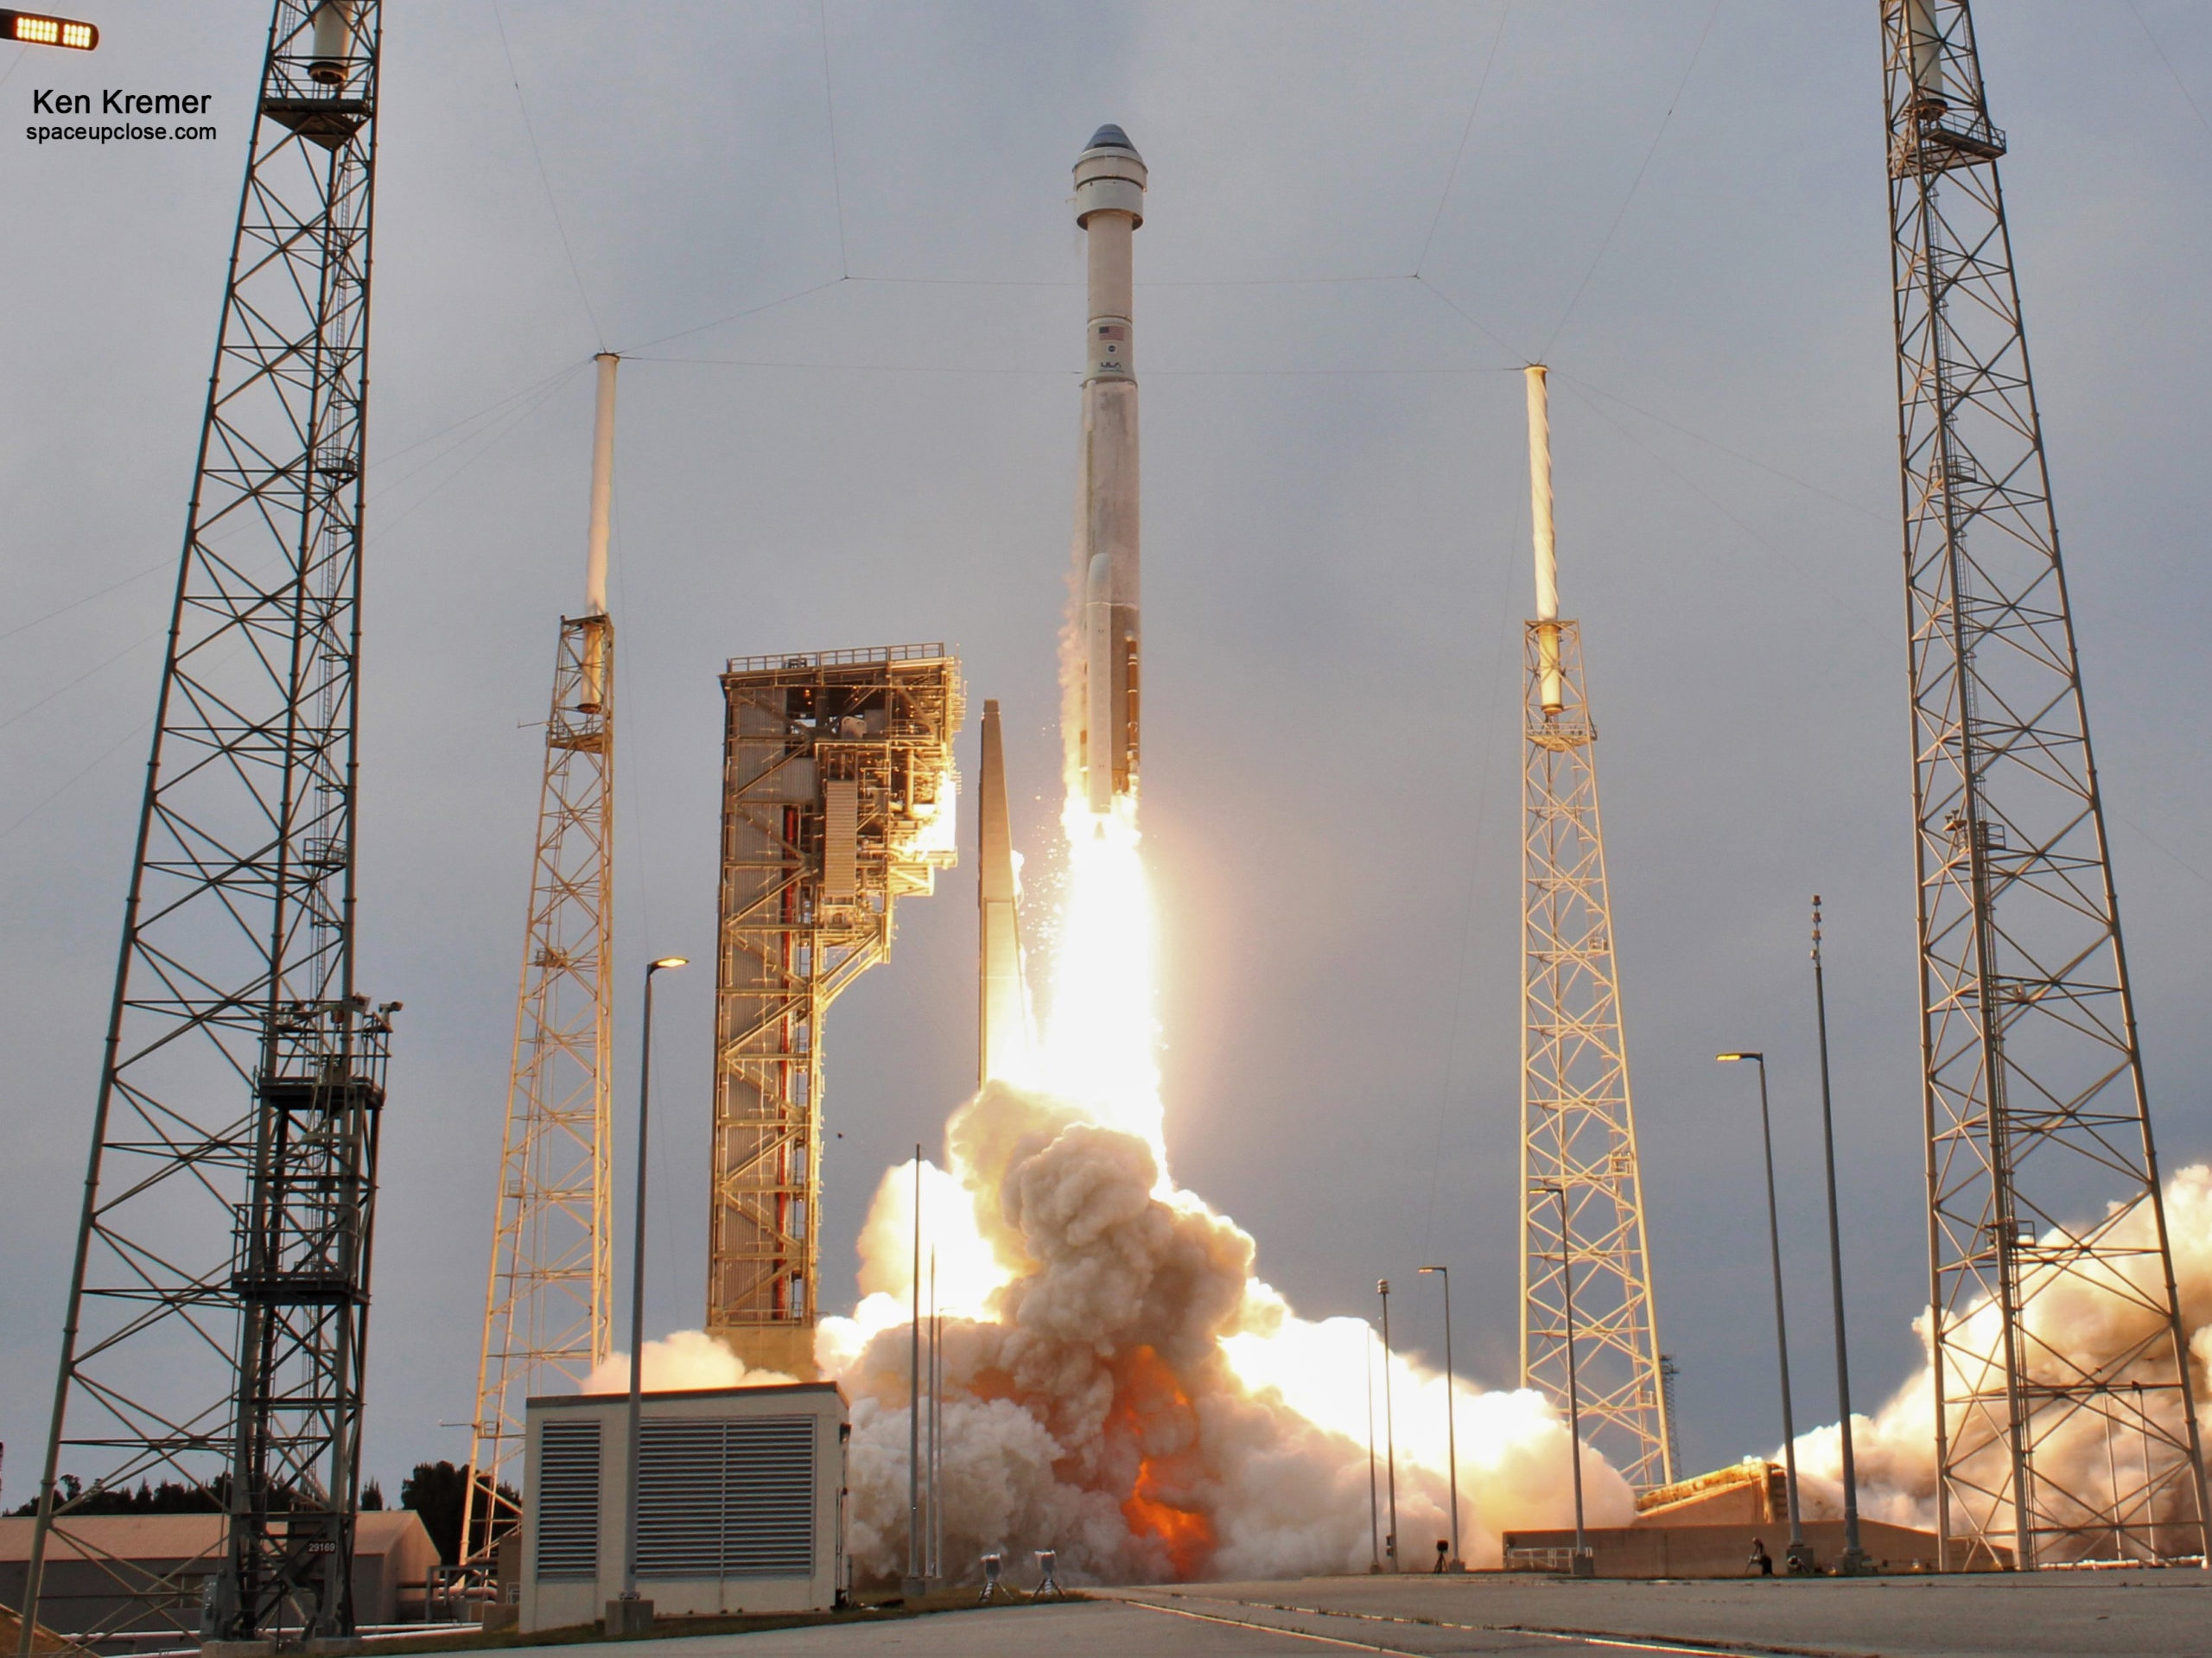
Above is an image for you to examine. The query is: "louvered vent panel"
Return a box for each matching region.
[535,1419,602,1579]
[638,1420,727,1577]
[635,1416,817,1579]
[724,1418,816,1576]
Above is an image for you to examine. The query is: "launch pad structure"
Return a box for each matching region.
[1518,365,1672,1495]
[1881,0,2207,1568]
[461,356,624,1567]
[18,3,391,1646]
[709,646,963,1379]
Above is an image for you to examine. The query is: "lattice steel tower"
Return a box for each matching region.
[1882,0,2207,1569]
[18,3,391,1647]
[1518,365,1671,1492]
[461,355,622,1566]
[709,646,961,1379]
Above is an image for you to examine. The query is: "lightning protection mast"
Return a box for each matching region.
[1517,365,1671,1493]
[462,355,622,1570]
[1882,0,2208,1569]
[19,3,391,1648]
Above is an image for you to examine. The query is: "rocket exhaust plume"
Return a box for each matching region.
[606,129,1684,1590]
[1788,1164,2212,1553]
[817,1086,1634,1584]
[599,140,2212,1587]
[797,127,1636,1587]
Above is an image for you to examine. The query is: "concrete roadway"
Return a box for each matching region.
[493,1569,2212,1655]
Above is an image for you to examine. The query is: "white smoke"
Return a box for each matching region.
[818,1081,1632,1586]
[1791,1163,2212,1537]
[582,1328,795,1394]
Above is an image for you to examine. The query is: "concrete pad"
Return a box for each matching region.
[1125,1570,2212,1658]
[490,1599,1326,1654]
[483,1595,1645,1654]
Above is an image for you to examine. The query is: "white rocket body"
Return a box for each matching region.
[1072,126,1146,815]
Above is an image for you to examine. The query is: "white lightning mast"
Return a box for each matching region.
[464,354,622,1560]
[1518,364,1672,1491]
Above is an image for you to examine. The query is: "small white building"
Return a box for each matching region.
[520,1382,848,1631]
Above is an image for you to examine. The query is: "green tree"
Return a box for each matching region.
[400,1462,468,1564]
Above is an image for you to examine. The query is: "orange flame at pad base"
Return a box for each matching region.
[1123,1478,1217,1582]
[818,1080,1634,1585]
[814,696,1636,1583]
[1108,1345,1218,1580]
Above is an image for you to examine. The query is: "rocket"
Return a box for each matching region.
[1071,124,1147,814]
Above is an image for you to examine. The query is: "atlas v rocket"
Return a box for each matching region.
[1071,124,1147,814]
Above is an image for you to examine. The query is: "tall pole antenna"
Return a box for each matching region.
[19,5,391,1644]
[464,353,622,1566]
[1378,1280,1399,1572]
[1517,364,1672,1490]
[1880,0,2208,1569]
[1810,898,1869,1573]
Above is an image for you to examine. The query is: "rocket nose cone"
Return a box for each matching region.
[1086,123,1139,156]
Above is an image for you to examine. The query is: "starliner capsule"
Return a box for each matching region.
[1071,124,1146,814]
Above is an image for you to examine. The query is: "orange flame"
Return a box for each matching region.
[1107,1345,1217,1579]
[1123,1470,1215,1579]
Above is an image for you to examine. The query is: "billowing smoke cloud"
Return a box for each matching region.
[1790,1164,2212,1538]
[818,1082,1631,1586]
[582,1328,794,1394]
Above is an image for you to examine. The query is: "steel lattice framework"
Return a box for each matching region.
[1882,0,2208,1569]
[1520,619,1671,1492]
[709,647,961,1380]
[17,3,389,1646]
[461,613,614,1566]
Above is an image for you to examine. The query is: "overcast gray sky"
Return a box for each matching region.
[3,0,2211,1502]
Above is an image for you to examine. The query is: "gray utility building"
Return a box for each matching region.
[521,1382,849,1630]
[0,1510,437,1642]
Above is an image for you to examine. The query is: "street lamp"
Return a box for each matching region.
[1718,1050,1808,1572]
[1810,900,1869,1573]
[1377,1280,1400,1571]
[1534,1183,1591,1577]
[1,10,100,49]
[1418,1266,1460,1572]
[614,956,686,1636]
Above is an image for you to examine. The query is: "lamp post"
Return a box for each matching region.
[1378,1280,1399,1572]
[615,956,686,1635]
[1535,1183,1591,1576]
[1418,1266,1460,1571]
[1810,900,1868,1573]
[905,1147,926,1599]
[1717,1051,1808,1572]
